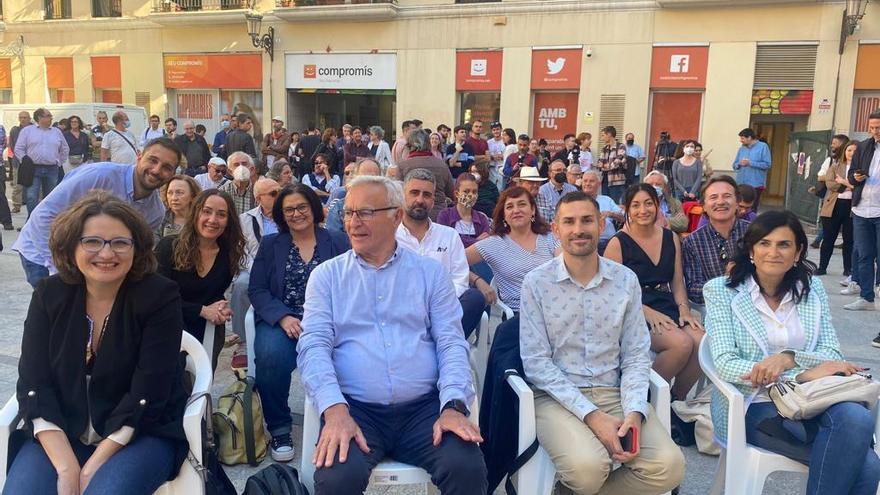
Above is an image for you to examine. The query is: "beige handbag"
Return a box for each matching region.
[769,374,880,421]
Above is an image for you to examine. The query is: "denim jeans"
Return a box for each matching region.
[2,435,177,495]
[607,185,626,204]
[25,164,60,217]
[253,319,298,437]
[459,288,486,340]
[852,215,880,301]
[230,270,250,345]
[313,391,487,495]
[20,254,49,289]
[745,401,880,495]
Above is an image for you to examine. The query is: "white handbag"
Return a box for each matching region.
[769,374,880,421]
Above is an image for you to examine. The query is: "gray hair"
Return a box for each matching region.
[566,164,581,174]
[581,169,601,181]
[403,168,436,188]
[227,151,254,168]
[348,175,404,209]
[267,159,291,181]
[354,157,381,176]
[645,170,668,185]
[369,125,385,140]
[407,129,430,153]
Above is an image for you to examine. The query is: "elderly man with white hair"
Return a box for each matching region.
[174,119,211,176]
[298,174,487,495]
[100,110,138,165]
[580,168,624,254]
[643,170,688,233]
[194,156,228,191]
[229,177,282,369]
[220,151,258,215]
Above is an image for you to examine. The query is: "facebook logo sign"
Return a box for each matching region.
[669,55,690,73]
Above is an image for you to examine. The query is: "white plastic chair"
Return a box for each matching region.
[244,306,257,380]
[698,336,880,495]
[506,369,671,495]
[300,396,479,494]
[0,332,213,495]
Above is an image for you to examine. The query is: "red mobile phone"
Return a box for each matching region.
[620,427,639,454]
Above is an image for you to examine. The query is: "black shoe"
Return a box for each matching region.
[2,224,11,231]
[873,335,880,349]
[810,240,821,249]
[816,269,827,276]
[270,433,295,462]
[844,270,852,277]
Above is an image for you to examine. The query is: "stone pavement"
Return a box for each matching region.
[0,206,878,494]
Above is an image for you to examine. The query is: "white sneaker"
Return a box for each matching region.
[844,298,876,311]
[840,276,852,287]
[841,282,861,295]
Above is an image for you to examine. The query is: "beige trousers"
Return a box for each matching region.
[534,387,685,495]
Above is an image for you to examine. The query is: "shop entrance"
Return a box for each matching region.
[287,90,395,138]
[749,118,807,208]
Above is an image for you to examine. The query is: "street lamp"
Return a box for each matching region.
[245,7,274,61]
[839,0,870,54]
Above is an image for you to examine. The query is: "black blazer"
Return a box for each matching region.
[17,274,189,478]
[248,227,350,326]
[848,136,879,207]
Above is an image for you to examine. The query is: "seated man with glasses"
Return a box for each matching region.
[297,175,487,495]
[682,175,750,314]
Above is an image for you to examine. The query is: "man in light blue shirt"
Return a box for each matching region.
[732,127,772,210]
[14,108,69,216]
[12,137,181,288]
[624,132,645,179]
[297,175,487,495]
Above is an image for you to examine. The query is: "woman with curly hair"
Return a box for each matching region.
[156,189,246,370]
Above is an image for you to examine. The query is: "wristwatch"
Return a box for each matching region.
[442,399,470,417]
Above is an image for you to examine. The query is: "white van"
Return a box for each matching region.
[0,103,149,145]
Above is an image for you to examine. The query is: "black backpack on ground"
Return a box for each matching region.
[243,463,310,495]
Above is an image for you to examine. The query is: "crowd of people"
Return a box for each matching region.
[1,105,879,495]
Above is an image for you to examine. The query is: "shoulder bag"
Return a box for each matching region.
[769,373,880,421]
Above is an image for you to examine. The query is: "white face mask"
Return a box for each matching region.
[471,173,481,182]
[684,146,695,156]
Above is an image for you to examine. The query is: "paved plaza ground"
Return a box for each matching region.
[0,207,878,494]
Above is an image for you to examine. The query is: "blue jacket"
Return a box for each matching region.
[248,227,350,326]
[732,140,771,188]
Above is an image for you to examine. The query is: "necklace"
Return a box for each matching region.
[86,314,110,364]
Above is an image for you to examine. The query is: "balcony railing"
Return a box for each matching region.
[45,0,71,19]
[276,0,393,6]
[93,0,122,17]
[151,0,246,12]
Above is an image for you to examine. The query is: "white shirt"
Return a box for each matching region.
[101,129,139,165]
[488,137,506,171]
[395,221,469,297]
[838,163,853,200]
[595,194,623,241]
[747,277,806,403]
[853,141,880,219]
[194,172,225,191]
[140,127,165,147]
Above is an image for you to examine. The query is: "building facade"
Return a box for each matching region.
[0,0,877,205]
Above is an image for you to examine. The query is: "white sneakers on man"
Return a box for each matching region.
[844,298,877,311]
[841,282,861,295]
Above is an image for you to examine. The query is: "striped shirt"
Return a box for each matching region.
[474,233,560,311]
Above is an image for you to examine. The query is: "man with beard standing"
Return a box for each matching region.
[396,168,486,340]
[12,137,181,288]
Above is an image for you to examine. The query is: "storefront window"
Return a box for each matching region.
[220,89,264,140]
[287,90,395,138]
[460,92,500,125]
[49,88,75,103]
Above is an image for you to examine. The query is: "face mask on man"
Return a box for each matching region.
[124,120,131,129]
[221,120,230,130]
[458,191,477,209]
[684,146,695,156]
[653,186,664,198]
[626,139,634,146]
[553,172,567,184]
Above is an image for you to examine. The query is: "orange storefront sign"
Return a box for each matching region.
[532,92,579,153]
[650,46,709,89]
[855,45,880,90]
[531,49,582,90]
[164,53,262,89]
[456,51,503,91]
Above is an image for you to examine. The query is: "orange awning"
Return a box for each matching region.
[0,59,12,89]
[91,56,121,88]
[855,45,880,90]
[46,57,74,89]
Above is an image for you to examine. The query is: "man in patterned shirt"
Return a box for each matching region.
[520,191,684,495]
[682,175,750,311]
[597,126,628,203]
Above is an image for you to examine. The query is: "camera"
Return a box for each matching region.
[585,47,593,58]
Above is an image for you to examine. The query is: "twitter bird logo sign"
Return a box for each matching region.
[546,57,566,75]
